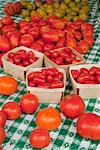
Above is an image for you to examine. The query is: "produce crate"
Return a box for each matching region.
[2,46,43,80]
[44,47,86,77]
[69,64,100,98]
[26,68,66,103]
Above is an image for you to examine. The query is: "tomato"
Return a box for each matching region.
[71,70,80,79]
[29,128,50,148]
[28,51,34,59]
[20,93,38,114]
[2,102,21,120]
[55,57,63,65]
[44,51,51,58]
[33,77,46,85]
[0,147,2,150]
[36,107,61,130]
[50,81,64,88]
[13,54,21,65]
[77,113,100,141]
[8,52,15,58]
[47,75,53,83]
[60,94,85,119]
[89,67,98,75]
[0,76,18,95]
[0,126,5,144]
[95,69,100,76]
[77,73,90,84]
[80,68,89,73]
[28,71,42,81]
[51,51,60,58]
[96,75,100,84]
[0,111,7,126]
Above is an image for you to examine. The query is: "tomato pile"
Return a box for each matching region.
[45,47,81,65]
[71,66,100,84]
[28,68,64,88]
[8,49,39,67]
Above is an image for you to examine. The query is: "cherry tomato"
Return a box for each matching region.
[47,75,53,83]
[28,71,42,81]
[44,52,51,58]
[50,81,64,88]
[60,94,85,119]
[36,107,61,130]
[71,70,80,79]
[77,113,100,141]
[60,52,69,59]
[33,77,46,85]
[0,126,6,144]
[65,55,73,64]
[20,52,28,61]
[38,83,50,88]
[28,51,34,59]
[28,81,35,87]
[2,102,21,120]
[22,60,30,67]
[20,93,38,114]
[96,75,100,84]
[17,49,26,55]
[55,72,63,80]
[0,76,18,95]
[89,74,96,81]
[29,128,50,148]
[95,69,100,76]
[0,111,7,126]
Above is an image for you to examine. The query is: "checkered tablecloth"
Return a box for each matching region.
[0,0,100,150]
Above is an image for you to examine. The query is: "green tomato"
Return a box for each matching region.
[25,16,31,22]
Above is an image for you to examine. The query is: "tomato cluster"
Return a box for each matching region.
[71,66,100,84]
[45,47,81,65]
[28,68,64,88]
[8,49,39,67]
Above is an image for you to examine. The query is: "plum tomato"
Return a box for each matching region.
[71,70,80,79]
[60,94,85,119]
[50,81,64,88]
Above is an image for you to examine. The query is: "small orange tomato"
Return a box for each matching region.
[36,107,61,130]
[0,76,18,95]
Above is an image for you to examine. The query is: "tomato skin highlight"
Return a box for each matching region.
[60,94,85,119]
[77,113,100,141]
[36,107,61,130]
[0,126,6,144]
[29,128,50,148]
[0,111,7,126]
[20,93,38,114]
[0,76,18,95]
[2,102,21,120]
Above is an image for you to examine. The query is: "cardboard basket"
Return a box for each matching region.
[2,46,44,81]
[26,68,66,103]
[44,47,86,77]
[69,64,100,98]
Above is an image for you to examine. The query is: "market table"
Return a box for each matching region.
[0,0,100,150]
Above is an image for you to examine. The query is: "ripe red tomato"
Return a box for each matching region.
[0,76,18,95]
[77,113,100,141]
[0,111,7,126]
[60,94,85,119]
[36,107,61,130]
[29,128,50,148]
[0,147,2,150]
[20,93,38,114]
[2,102,21,120]
[0,126,5,144]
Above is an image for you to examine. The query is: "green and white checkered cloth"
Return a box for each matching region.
[0,0,100,149]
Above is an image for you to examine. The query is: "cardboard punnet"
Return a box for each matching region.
[26,68,66,103]
[44,47,86,77]
[2,46,44,80]
[69,64,100,98]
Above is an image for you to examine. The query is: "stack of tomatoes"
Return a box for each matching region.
[45,47,81,65]
[71,66,100,84]
[28,68,64,88]
[7,49,39,67]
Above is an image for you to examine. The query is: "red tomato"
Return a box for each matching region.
[65,55,73,64]
[47,75,53,83]
[60,94,85,119]
[77,73,90,84]
[2,102,21,120]
[0,111,7,126]
[0,126,5,144]
[96,75,100,84]
[55,57,63,65]
[80,68,89,73]
[28,51,34,59]
[50,81,64,88]
[51,51,60,58]
[0,147,2,150]
[36,107,61,130]
[29,128,50,148]
[71,70,80,79]
[8,52,15,58]
[33,77,46,85]
[13,54,21,65]
[77,113,100,140]
[89,67,99,75]
[20,93,38,114]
